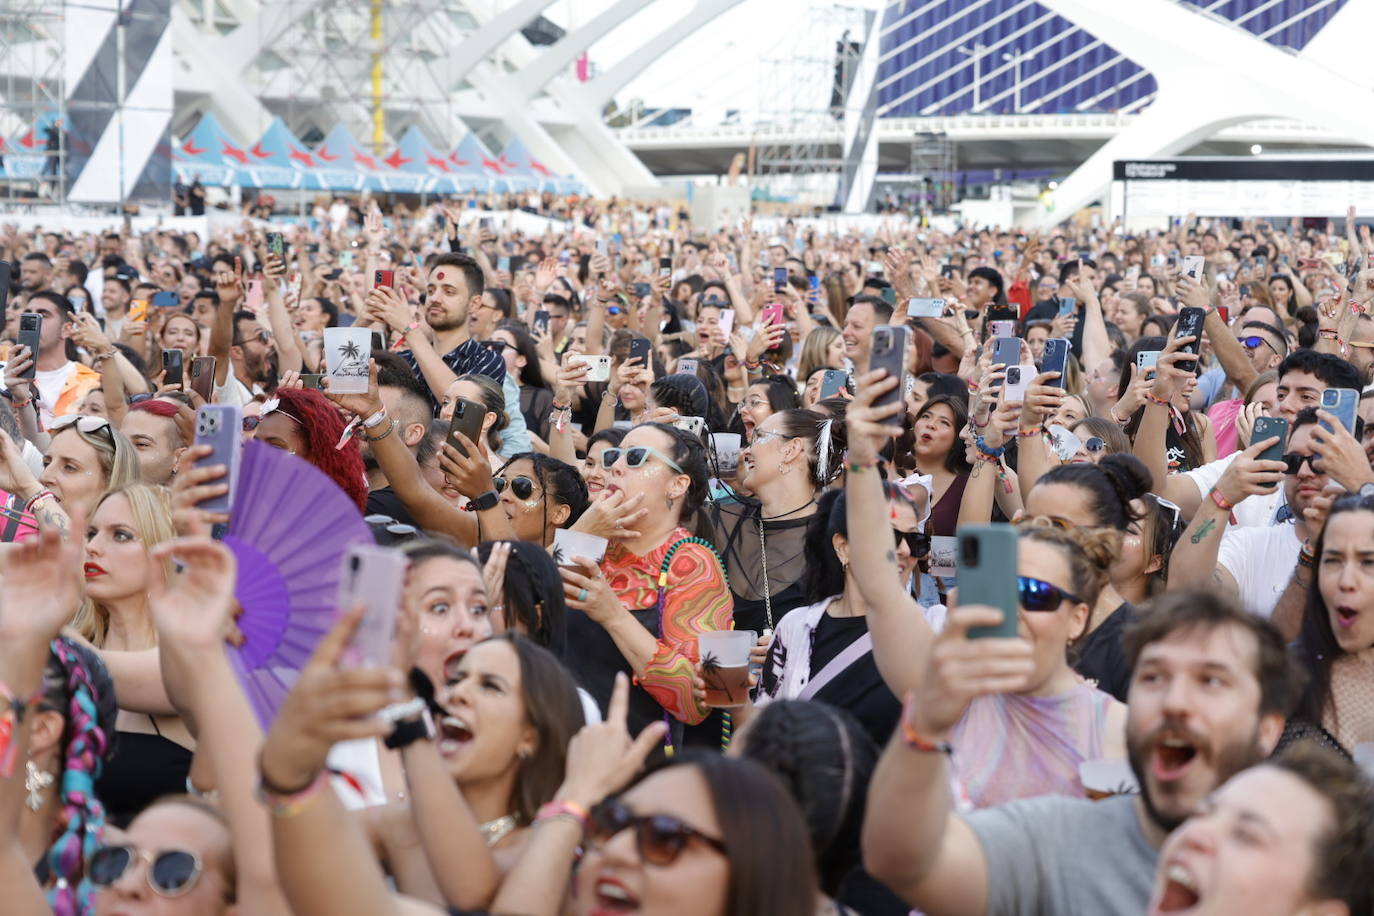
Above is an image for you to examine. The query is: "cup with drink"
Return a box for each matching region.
[697,630,756,708]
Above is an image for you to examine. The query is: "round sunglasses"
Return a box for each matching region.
[589,798,727,866]
[88,844,202,896]
[600,445,684,473]
[1019,575,1083,612]
[494,474,543,502]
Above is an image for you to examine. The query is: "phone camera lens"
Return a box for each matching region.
[960,536,980,567]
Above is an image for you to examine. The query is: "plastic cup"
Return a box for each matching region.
[698,630,755,708]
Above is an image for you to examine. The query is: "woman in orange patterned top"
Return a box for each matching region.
[559,422,733,747]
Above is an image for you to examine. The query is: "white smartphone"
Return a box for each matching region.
[1003,365,1031,403]
[907,297,945,318]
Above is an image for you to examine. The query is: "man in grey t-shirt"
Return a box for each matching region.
[863,591,1301,916]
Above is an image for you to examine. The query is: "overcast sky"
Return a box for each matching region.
[544,0,881,126]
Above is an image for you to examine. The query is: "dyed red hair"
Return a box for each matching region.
[271,387,368,511]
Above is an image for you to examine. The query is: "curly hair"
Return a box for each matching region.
[272,387,368,511]
[42,637,117,916]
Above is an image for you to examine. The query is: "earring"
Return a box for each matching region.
[778,462,788,474]
[25,759,53,812]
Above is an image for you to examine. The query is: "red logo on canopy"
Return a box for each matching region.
[182,138,207,156]
[354,151,377,170]
[384,150,411,169]
[529,158,553,177]
[481,156,503,174]
[221,141,249,164]
[315,144,338,162]
[450,153,470,167]
[289,145,315,167]
[251,142,272,159]
[425,153,451,172]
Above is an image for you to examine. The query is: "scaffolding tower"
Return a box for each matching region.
[751,3,869,203]
[909,131,958,214]
[0,0,65,206]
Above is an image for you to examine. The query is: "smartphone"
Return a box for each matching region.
[1041,338,1070,388]
[987,305,1018,325]
[533,310,551,336]
[658,256,671,277]
[719,308,735,339]
[907,297,945,319]
[299,373,324,390]
[480,217,493,232]
[1252,416,1288,466]
[761,302,785,326]
[819,369,851,400]
[324,268,343,281]
[190,356,216,401]
[193,404,243,515]
[0,260,10,308]
[1320,388,1358,435]
[16,314,40,379]
[869,325,909,427]
[151,290,180,310]
[162,349,185,387]
[596,239,608,257]
[988,319,1015,338]
[67,293,86,313]
[880,286,896,305]
[337,544,407,669]
[127,298,149,322]
[673,416,706,436]
[1125,265,1140,281]
[808,274,820,292]
[1056,296,1077,319]
[246,279,264,311]
[1182,255,1205,281]
[677,358,699,376]
[1136,350,1161,372]
[265,232,285,259]
[993,337,1022,369]
[1003,365,1030,402]
[373,269,395,289]
[959,524,1020,639]
[1174,307,1206,372]
[447,397,487,458]
[628,337,652,366]
[497,256,511,272]
[772,267,788,292]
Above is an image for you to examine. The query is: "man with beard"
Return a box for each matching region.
[365,253,529,454]
[362,353,433,528]
[212,311,277,405]
[862,589,1299,916]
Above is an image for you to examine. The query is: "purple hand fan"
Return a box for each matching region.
[224,440,372,728]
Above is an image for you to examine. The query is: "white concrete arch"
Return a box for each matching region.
[513,0,658,100]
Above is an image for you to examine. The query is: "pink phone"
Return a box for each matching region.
[246,279,265,311]
[761,303,785,326]
[337,544,406,669]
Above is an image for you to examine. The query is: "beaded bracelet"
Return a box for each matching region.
[969,413,991,429]
[848,454,880,473]
[901,715,953,755]
[1142,392,1171,408]
[966,379,980,392]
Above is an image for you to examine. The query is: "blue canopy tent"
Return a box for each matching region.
[312,124,389,192]
[450,132,513,193]
[380,125,481,195]
[500,136,581,193]
[173,112,246,186]
[235,117,312,189]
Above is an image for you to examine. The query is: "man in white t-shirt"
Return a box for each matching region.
[19,292,100,426]
[1170,411,1329,618]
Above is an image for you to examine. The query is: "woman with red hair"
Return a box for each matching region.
[253,387,368,511]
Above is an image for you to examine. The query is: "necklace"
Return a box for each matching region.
[755,496,815,635]
[759,496,816,521]
[479,814,518,847]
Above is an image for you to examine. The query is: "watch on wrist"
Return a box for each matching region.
[466,489,500,512]
[1359,482,1374,500]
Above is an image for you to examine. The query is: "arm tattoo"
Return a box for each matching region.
[1190,518,1217,544]
[35,504,69,536]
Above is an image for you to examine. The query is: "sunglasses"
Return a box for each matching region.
[1282,452,1317,475]
[494,474,542,502]
[589,798,727,866]
[1083,436,1106,454]
[601,445,684,473]
[88,845,202,896]
[1238,336,1277,354]
[607,306,623,316]
[233,328,271,345]
[894,528,930,557]
[49,414,112,436]
[482,339,510,353]
[1018,575,1084,612]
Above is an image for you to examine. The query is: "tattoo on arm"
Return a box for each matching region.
[35,504,69,536]
[1190,518,1217,544]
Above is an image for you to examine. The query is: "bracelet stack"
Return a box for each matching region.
[256,768,329,818]
[23,489,55,513]
[363,418,398,442]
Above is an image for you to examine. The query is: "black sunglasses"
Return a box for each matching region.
[88,845,201,896]
[1283,453,1317,475]
[589,798,728,866]
[494,474,542,502]
[1018,575,1083,612]
[482,339,510,353]
[894,528,930,557]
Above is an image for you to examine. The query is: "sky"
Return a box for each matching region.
[544,0,883,126]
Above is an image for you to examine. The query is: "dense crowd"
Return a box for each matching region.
[0,198,1372,916]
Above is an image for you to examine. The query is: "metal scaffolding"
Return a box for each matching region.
[0,0,66,205]
[909,130,958,214]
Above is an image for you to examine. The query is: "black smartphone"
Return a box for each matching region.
[869,324,909,427]
[299,373,324,390]
[986,304,1018,325]
[1252,416,1287,465]
[1041,338,1070,388]
[658,256,671,277]
[324,268,343,281]
[773,266,788,292]
[190,355,216,402]
[533,310,551,336]
[266,232,285,259]
[162,349,185,387]
[371,331,385,352]
[16,313,41,379]
[628,337,652,366]
[447,397,487,458]
[1174,307,1206,372]
[0,260,11,308]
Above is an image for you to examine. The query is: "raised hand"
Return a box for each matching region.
[0,521,85,645]
[147,536,239,653]
[572,488,646,539]
[439,437,495,499]
[555,672,666,809]
[915,605,1034,737]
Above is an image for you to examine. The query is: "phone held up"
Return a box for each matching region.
[869,325,909,427]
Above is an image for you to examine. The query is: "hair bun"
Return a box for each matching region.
[1097,453,1152,503]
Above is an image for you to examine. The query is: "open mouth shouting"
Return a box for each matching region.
[590,875,640,915]
[1150,861,1201,914]
[1152,732,1201,782]
[437,714,474,757]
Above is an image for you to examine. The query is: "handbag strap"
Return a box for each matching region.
[797,631,873,702]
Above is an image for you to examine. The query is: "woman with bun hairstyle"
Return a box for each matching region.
[707,408,843,635]
[844,369,1127,807]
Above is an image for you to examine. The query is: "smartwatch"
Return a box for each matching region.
[466,489,499,512]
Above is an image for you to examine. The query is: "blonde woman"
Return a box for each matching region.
[0,417,140,534]
[75,483,196,824]
[797,326,846,387]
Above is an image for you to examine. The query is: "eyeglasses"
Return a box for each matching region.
[894,528,930,557]
[233,328,271,345]
[748,429,789,448]
[588,798,727,866]
[601,445,684,474]
[1083,436,1106,454]
[1018,575,1083,612]
[1283,453,1318,475]
[494,474,543,502]
[88,844,202,897]
[49,414,112,437]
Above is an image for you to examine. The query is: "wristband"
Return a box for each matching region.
[969,413,990,429]
[535,799,590,829]
[901,715,953,755]
[1319,328,1341,341]
[361,417,397,442]
[23,489,55,513]
[466,489,500,512]
[1016,426,1044,439]
[973,435,1006,458]
[1297,542,1317,570]
[1142,392,1171,408]
[1208,488,1235,512]
[361,407,389,430]
[256,767,328,817]
[966,379,980,392]
[847,453,880,474]
[1108,407,1127,425]
[9,395,31,410]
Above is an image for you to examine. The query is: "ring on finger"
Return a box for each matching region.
[577,587,588,602]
